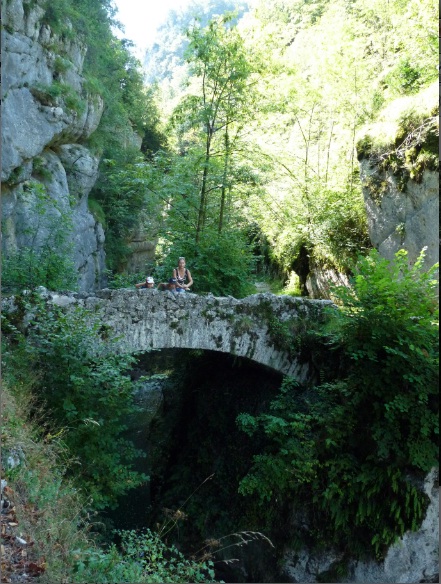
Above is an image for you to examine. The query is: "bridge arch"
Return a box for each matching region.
[47,288,332,379]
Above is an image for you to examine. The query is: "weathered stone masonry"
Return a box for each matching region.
[37,289,333,378]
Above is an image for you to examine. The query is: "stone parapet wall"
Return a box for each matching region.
[7,289,332,378]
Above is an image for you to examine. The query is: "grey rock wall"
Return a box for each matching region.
[360,164,439,269]
[283,468,439,583]
[124,225,158,274]
[357,83,439,270]
[1,0,106,290]
[306,264,350,299]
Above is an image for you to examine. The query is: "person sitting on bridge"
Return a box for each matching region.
[173,257,193,293]
[135,276,155,289]
[157,278,178,293]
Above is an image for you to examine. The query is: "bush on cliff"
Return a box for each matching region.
[237,248,439,557]
[1,182,77,295]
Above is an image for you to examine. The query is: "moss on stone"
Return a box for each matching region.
[31,82,86,115]
[201,309,216,323]
[233,316,254,336]
[32,157,52,182]
[357,82,438,159]
[363,175,390,206]
[87,198,106,227]
[356,135,375,161]
[358,83,439,201]
[5,165,25,186]
[403,148,438,183]
[212,334,223,349]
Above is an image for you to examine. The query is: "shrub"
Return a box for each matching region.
[0,383,93,582]
[1,383,219,583]
[3,297,148,511]
[54,55,72,74]
[1,182,77,295]
[32,82,86,114]
[70,528,217,583]
[87,197,107,227]
[2,247,77,295]
[237,248,439,557]
[159,230,256,298]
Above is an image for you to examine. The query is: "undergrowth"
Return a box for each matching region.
[0,383,218,583]
[1,383,92,582]
[237,248,439,559]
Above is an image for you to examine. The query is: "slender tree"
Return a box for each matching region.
[177,14,257,241]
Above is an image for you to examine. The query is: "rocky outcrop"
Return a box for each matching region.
[360,164,438,268]
[357,82,439,269]
[124,226,158,274]
[1,0,106,290]
[306,263,350,299]
[283,468,439,583]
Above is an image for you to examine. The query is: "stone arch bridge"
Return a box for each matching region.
[12,289,334,379]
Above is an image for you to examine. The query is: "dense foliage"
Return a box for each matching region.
[237,249,439,556]
[71,529,216,583]
[34,0,437,288]
[14,0,436,289]
[2,297,147,510]
[1,384,218,583]
[98,13,263,293]
[2,0,439,580]
[241,0,437,276]
[135,0,438,283]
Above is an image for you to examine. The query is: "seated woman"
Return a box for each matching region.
[173,257,193,293]
[135,276,155,289]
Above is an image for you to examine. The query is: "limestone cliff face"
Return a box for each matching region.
[357,82,439,270]
[1,0,107,290]
[292,84,438,300]
[306,263,350,299]
[360,164,438,268]
[283,469,439,583]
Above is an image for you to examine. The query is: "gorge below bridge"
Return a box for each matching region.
[24,289,334,379]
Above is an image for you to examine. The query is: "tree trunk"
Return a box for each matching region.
[218,127,230,233]
[196,128,212,243]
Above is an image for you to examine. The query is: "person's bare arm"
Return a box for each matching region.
[185,270,193,289]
